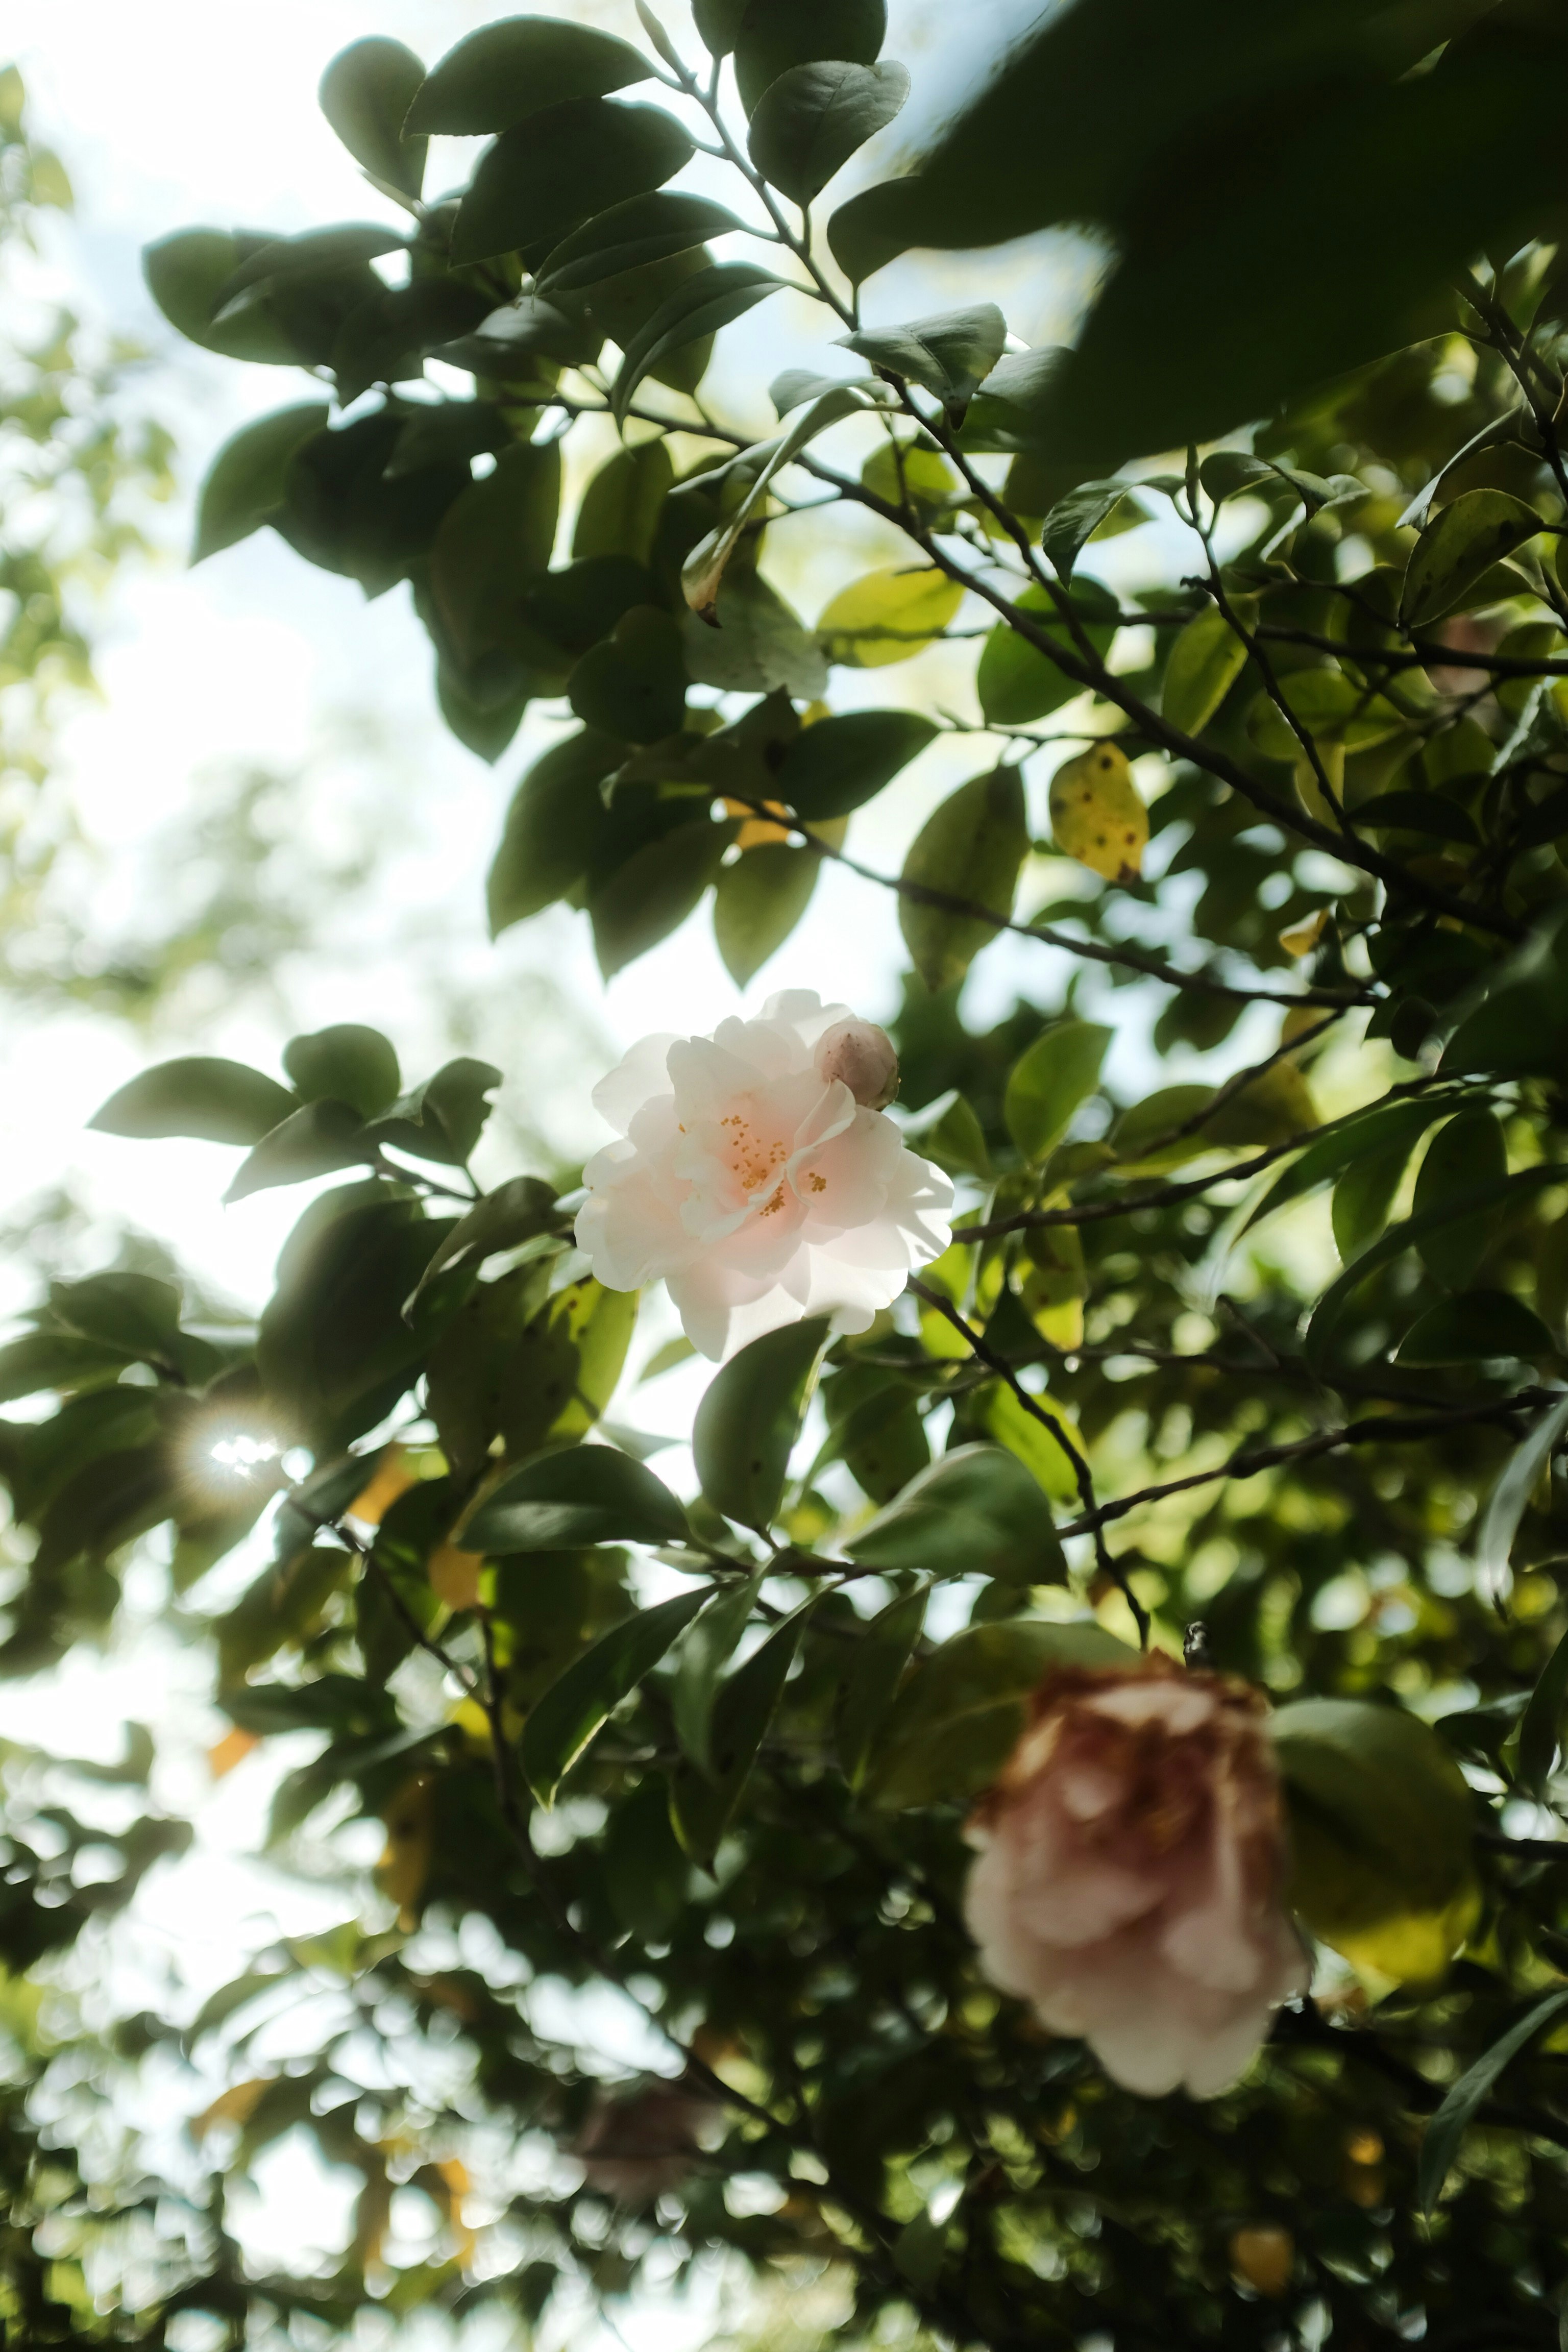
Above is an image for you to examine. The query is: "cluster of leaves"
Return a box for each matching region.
[18,0,1568,2342]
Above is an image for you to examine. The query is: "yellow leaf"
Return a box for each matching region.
[429,1540,482,1612]
[206,1727,260,1779]
[377,1772,435,1926]
[980,1380,1083,1503]
[1230,2226,1293,2298]
[721,798,848,852]
[1048,743,1147,881]
[817,566,964,668]
[1327,1881,1481,1990]
[349,1446,418,1528]
[1279,907,1329,957]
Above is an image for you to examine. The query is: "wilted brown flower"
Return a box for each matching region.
[964,1657,1308,2098]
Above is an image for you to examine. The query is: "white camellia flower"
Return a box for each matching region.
[574,990,953,1360]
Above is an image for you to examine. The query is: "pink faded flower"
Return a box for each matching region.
[964,1657,1308,2098]
[574,990,952,1359]
[572,2078,720,2201]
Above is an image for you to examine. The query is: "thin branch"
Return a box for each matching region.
[906,1274,1149,1647]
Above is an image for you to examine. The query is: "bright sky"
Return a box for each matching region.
[0,2,1250,2331]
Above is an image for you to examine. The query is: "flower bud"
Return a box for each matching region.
[814,1017,899,1109]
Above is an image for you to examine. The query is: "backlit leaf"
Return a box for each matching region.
[899,766,1027,992]
[817,565,964,667]
[693,1316,830,1531]
[1048,743,1147,881]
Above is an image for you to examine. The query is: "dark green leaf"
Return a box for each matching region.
[405,1177,562,1316]
[521,1589,707,1803]
[682,568,825,697]
[899,767,1027,992]
[839,303,1006,416]
[975,580,1116,727]
[733,0,887,114]
[488,728,620,936]
[1413,1110,1508,1290]
[283,1026,401,1120]
[0,1334,137,1404]
[1040,479,1137,579]
[1400,491,1542,630]
[713,842,820,986]
[1478,1391,1568,1608]
[669,1601,815,1864]
[1245,1098,1447,1233]
[212,225,408,316]
[367,1059,503,1167]
[89,1059,298,1147]
[407,19,652,134]
[536,191,744,294]
[142,229,305,364]
[573,438,675,565]
[318,36,428,201]
[693,1316,830,1530]
[611,261,783,425]
[671,1574,763,1773]
[568,605,687,744]
[1395,1290,1556,1367]
[589,816,735,977]
[747,60,908,205]
[192,404,330,564]
[225,1100,374,1205]
[776,709,935,820]
[451,99,693,268]
[1419,1989,1568,2213]
[463,1446,689,1554]
[428,441,562,678]
[1354,790,1480,845]
[48,1273,181,1359]
[1519,1624,1568,1799]
[846,1442,1064,1583]
[279,411,469,596]
[836,1586,926,1787]
[1160,601,1254,738]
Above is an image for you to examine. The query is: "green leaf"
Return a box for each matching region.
[669,1600,816,1863]
[1003,1020,1111,1162]
[836,1586,926,1787]
[1270,1696,1478,1984]
[611,261,783,425]
[846,1442,1064,1583]
[775,709,935,820]
[318,37,428,202]
[1400,490,1542,630]
[406,19,653,134]
[671,1573,763,1772]
[573,439,674,565]
[212,225,409,316]
[1395,1290,1554,1368]
[603,1774,690,1940]
[142,229,305,364]
[1040,479,1138,579]
[464,1446,688,1554]
[89,1058,298,1147]
[283,1026,401,1120]
[1245,1099,1447,1233]
[975,580,1117,726]
[1419,1987,1568,2214]
[192,404,330,565]
[429,441,562,678]
[1331,1137,1417,1261]
[568,605,687,744]
[536,191,744,295]
[367,1059,502,1167]
[748,59,909,204]
[280,411,470,597]
[1160,600,1255,738]
[682,569,826,698]
[838,303,1006,416]
[1305,1165,1564,1368]
[733,0,887,114]
[693,1316,830,1531]
[818,565,965,668]
[487,729,620,936]
[590,816,736,977]
[224,1100,374,1205]
[682,386,876,619]
[404,1176,562,1317]
[1245,669,1411,760]
[899,767,1027,993]
[863,1618,1134,1809]
[1477,1390,1568,1609]
[521,1589,708,1805]
[903,1090,991,1180]
[48,1273,181,1359]
[1518,1624,1568,1800]
[0,1334,138,1404]
[713,842,821,987]
[451,99,693,267]
[1412,1109,1507,1290]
